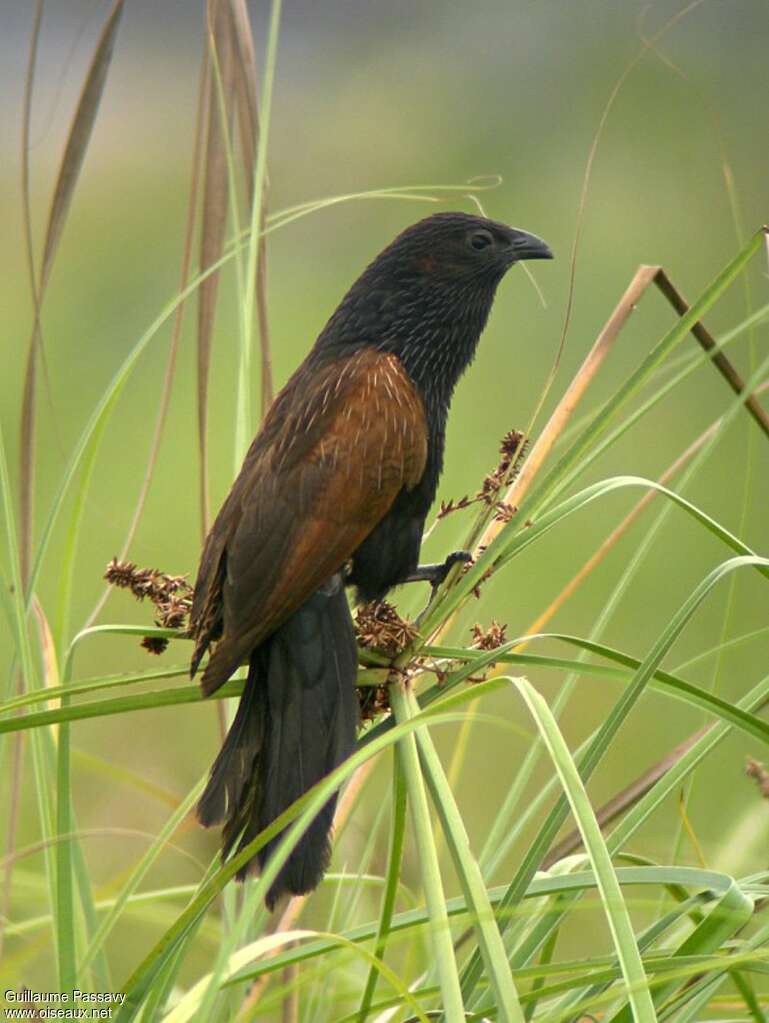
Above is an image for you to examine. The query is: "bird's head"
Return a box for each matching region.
[380,211,553,286]
[316,211,552,403]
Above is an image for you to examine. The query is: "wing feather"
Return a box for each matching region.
[190,348,426,693]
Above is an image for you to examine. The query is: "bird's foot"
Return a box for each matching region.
[404,550,472,590]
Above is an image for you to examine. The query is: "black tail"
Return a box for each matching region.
[196,574,358,909]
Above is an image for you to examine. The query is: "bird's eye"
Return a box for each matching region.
[468,229,494,251]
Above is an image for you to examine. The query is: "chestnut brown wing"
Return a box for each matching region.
[190,348,427,694]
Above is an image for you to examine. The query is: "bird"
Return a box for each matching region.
[189,211,552,908]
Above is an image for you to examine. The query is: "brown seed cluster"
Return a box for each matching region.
[354,601,419,721]
[460,545,495,599]
[437,429,527,523]
[141,636,171,656]
[436,495,473,519]
[470,620,508,651]
[104,558,193,654]
[354,600,418,658]
[480,429,527,504]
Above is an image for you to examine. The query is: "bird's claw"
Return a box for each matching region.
[404,549,472,589]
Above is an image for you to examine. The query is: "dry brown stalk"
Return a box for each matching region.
[197,0,237,539]
[653,270,769,440]
[488,266,662,552]
[280,964,299,1023]
[84,39,211,632]
[228,0,273,416]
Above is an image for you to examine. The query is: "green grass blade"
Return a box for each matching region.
[606,672,769,852]
[0,665,191,715]
[55,715,76,989]
[510,676,656,1023]
[0,421,56,959]
[607,877,753,1023]
[458,554,769,1003]
[356,754,408,1022]
[541,297,769,511]
[227,867,748,986]
[389,682,465,1022]
[164,928,430,1023]
[408,684,524,1023]
[519,228,766,513]
[423,637,769,746]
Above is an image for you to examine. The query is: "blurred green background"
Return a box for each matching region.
[1,0,768,992]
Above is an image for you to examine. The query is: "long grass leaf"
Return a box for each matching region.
[356,758,408,1022]
[18,0,45,590]
[78,778,206,973]
[388,683,465,1021]
[410,684,524,1023]
[229,866,750,985]
[83,34,212,632]
[0,423,56,962]
[20,0,125,586]
[166,928,429,1023]
[426,472,766,642]
[510,676,656,1023]
[458,554,769,1002]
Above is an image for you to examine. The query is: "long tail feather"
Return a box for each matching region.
[196,574,358,909]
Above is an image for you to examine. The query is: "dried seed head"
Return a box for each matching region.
[105,558,193,655]
[432,428,527,524]
[355,600,418,658]
[500,429,525,458]
[105,558,192,605]
[141,636,169,656]
[436,495,472,521]
[154,594,193,631]
[104,557,139,589]
[494,502,516,523]
[470,620,508,651]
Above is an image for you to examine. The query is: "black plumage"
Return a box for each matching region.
[190,212,552,907]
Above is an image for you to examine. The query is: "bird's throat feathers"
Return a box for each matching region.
[314,269,500,416]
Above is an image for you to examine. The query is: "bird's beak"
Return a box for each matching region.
[509,228,553,261]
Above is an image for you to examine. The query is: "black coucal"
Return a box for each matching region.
[190,212,552,908]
